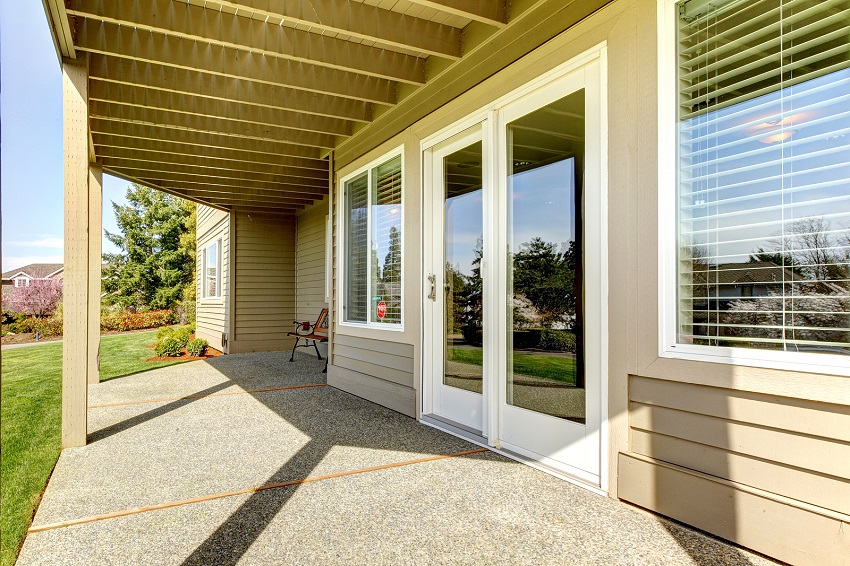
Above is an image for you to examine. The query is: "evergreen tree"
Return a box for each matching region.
[102,184,194,311]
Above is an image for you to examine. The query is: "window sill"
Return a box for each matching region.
[661,343,850,378]
[339,321,404,333]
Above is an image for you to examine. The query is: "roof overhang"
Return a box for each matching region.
[42,0,608,214]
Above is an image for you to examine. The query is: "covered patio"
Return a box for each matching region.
[18,352,772,565]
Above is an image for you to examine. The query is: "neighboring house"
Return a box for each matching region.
[1,263,64,288]
[42,1,850,565]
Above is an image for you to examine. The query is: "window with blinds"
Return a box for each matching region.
[676,0,850,355]
[371,155,403,324]
[342,152,403,327]
[345,172,369,322]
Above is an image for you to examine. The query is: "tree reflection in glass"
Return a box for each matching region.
[506,89,586,423]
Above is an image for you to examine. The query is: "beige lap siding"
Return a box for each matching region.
[196,205,230,352]
[620,376,850,565]
[328,335,416,418]
[229,211,297,354]
[295,197,328,324]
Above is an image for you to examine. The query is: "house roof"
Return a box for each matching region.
[2,263,64,280]
[692,262,800,286]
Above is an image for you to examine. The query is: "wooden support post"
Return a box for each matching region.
[62,57,90,448]
[87,162,102,385]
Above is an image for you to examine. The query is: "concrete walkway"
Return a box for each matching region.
[19,352,776,565]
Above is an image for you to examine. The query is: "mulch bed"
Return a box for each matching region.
[145,337,223,362]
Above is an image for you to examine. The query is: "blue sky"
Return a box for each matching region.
[1,1,128,273]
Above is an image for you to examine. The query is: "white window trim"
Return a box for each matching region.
[656,0,850,378]
[337,146,405,331]
[15,277,31,288]
[202,238,222,301]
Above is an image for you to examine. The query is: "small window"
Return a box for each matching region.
[203,239,222,299]
[674,0,850,356]
[341,151,403,327]
[15,277,30,288]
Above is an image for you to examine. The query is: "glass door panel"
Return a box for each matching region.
[444,141,484,394]
[425,124,486,433]
[506,89,586,423]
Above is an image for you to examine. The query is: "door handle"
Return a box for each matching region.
[427,274,436,301]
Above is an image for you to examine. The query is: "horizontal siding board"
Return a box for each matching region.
[197,209,230,345]
[333,344,414,373]
[333,333,414,358]
[233,212,295,344]
[295,199,327,328]
[630,402,850,479]
[333,355,413,387]
[630,429,850,515]
[228,337,297,354]
[297,264,326,277]
[327,364,415,418]
[618,453,850,566]
[631,377,850,442]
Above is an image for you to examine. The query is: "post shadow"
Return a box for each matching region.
[88,381,234,443]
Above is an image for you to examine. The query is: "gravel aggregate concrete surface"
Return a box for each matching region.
[18,351,779,565]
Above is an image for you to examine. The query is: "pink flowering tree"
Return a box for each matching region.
[10,279,63,317]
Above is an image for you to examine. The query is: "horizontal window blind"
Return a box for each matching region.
[345,173,368,322]
[371,155,403,324]
[676,0,850,354]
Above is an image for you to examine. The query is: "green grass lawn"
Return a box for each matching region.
[1,330,186,566]
[449,347,577,386]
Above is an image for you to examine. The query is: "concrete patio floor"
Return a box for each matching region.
[18,352,777,565]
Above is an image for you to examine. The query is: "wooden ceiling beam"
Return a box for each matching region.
[90,101,337,150]
[105,165,328,196]
[178,192,311,208]
[229,205,297,217]
[75,20,397,105]
[102,168,230,211]
[102,157,327,189]
[92,133,329,172]
[67,0,426,85]
[89,56,372,123]
[90,119,323,161]
[90,82,353,138]
[207,0,461,59]
[96,147,328,181]
[406,1,508,27]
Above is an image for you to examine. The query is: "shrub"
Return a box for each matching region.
[10,317,36,334]
[101,309,176,332]
[186,338,208,357]
[172,327,192,348]
[512,328,543,350]
[462,325,483,347]
[539,329,576,352]
[154,337,182,357]
[156,326,175,340]
[31,317,63,337]
[2,309,16,325]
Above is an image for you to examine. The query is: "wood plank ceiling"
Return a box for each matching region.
[43,0,510,215]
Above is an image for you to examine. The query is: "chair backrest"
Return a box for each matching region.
[313,308,329,337]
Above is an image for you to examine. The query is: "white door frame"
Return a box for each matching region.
[420,43,609,493]
[422,123,488,433]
